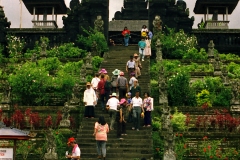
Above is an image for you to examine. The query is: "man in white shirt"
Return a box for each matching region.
[130,90,144,131]
[106,93,119,130]
[66,137,81,160]
[126,55,135,78]
[129,72,137,90]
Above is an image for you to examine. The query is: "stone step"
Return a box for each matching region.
[78,129,151,135]
[80,147,152,153]
[78,142,152,149]
[78,133,151,139]
[80,152,153,159]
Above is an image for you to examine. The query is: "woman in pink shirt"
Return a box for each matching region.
[93,116,109,160]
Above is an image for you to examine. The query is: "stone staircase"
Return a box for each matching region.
[76,45,153,160]
[101,45,150,95]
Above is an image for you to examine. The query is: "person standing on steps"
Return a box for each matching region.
[129,72,137,90]
[122,26,130,46]
[143,92,152,127]
[133,53,142,78]
[66,137,81,160]
[117,71,128,100]
[91,73,100,103]
[138,38,146,61]
[99,68,108,75]
[93,116,109,160]
[126,92,133,123]
[141,25,148,39]
[111,69,120,94]
[104,75,111,101]
[131,90,144,131]
[145,36,151,58]
[126,55,135,78]
[83,82,97,118]
[130,79,141,99]
[117,98,127,139]
[148,30,153,42]
[106,93,119,130]
[98,74,106,111]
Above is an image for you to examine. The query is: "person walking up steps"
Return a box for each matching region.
[131,90,144,131]
[122,26,130,46]
[117,71,128,100]
[93,116,109,160]
[126,55,135,78]
[138,38,146,61]
[98,74,106,111]
[133,53,142,78]
[111,69,120,94]
[106,93,119,130]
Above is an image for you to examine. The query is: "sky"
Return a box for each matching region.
[1,0,240,29]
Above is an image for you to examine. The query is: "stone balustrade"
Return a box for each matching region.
[204,20,229,29]
[32,20,58,29]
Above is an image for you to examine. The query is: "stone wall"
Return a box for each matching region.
[109,20,149,31]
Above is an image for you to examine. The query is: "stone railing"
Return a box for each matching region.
[204,20,229,29]
[32,20,58,29]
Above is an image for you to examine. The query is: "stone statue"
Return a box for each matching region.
[231,80,240,104]
[70,83,80,105]
[94,15,104,33]
[85,52,93,67]
[207,40,215,64]
[91,41,98,56]
[159,66,168,104]
[156,38,163,61]
[40,40,47,58]
[221,66,229,85]
[1,81,11,103]
[80,65,87,83]
[44,128,57,160]
[213,53,222,76]
[153,15,162,34]
[60,102,71,127]
[31,53,38,63]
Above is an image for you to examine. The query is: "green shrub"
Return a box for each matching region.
[76,28,108,55]
[171,108,186,131]
[47,43,87,58]
[196,89,212,108]
[213,88,232,107]
[152,131,164,159]
[183,48,208,60]
[38,57,61,71]
[227,62,240,78]
[152,116,161,131]
[150,79,159,106]
[219,53,240,61]
[61,61,83,75]
[24,40,41,58]
[167,71,196,106]
[6,35,25,58]
[92,56,104,72]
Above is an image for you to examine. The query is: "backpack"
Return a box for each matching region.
[141,31,147,37]
[104,81,111,91]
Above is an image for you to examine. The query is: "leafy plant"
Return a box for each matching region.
[16,140,33,160]
[171,108,186,131]
[174,134,189,160]
[77,28,108,55]
[38,57,61,71]
[92,56,104,72]
[152,116,161,131]
[196,89,212,109]
[183,47,208,60]
[47,43,87,58]
[6,35,25,58]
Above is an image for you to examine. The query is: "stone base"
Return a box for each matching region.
[44,152,58,160]
[70,98,80,105]
[230,102,240,112]
[213,71,222,76]
[163,150,176,160]
[60,120,70,127]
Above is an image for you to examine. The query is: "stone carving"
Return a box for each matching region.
[60,102,70,127]
[1,81,11,103]
[80,65,87,83]
[212,10,218,21]
[153,15,162,34]
[85,52,93,68]
[207,40,215,64]
[159,66,168,104]
[44,128,58,160]
[231,80,240,104]
[31,53,38,63]
[221,66,229,85]
[0,6,11,43]
[70,84,80,105]
[213,53,222,76]
[40,40,47,58]
[94,15,104,33]
[155,38,163,61]
[91,41,98,56]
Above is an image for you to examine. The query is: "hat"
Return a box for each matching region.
[133,78,138,82]
[120,71,124,76]
[112,69,120,76]
[127,92,131,96]
[111,93,117,97]
[86,82,91,86]
[134,53,138,57]
[99,68,107,74]
[119,98,126,105]
[67,137,75,145]
[130,72,135,76]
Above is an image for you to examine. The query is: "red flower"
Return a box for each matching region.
[203,148,207,152]
[176,133,178,137]
[203,136,208,140]
[28,145,31,149]
[183,144,187,149]
[210,156,213,158]
[208,145,211,150]
[179,134,183,137]
[155,148,160,151]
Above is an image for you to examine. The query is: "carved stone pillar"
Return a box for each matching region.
[213,53,222,76]
[207,40,215,64]
[155,38,163,61]
[159,66,168,104]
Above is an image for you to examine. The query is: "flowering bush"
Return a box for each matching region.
[171,108,186,131]
[6,35,25,58]
[174,134,189,160]
[16,140,33,160]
